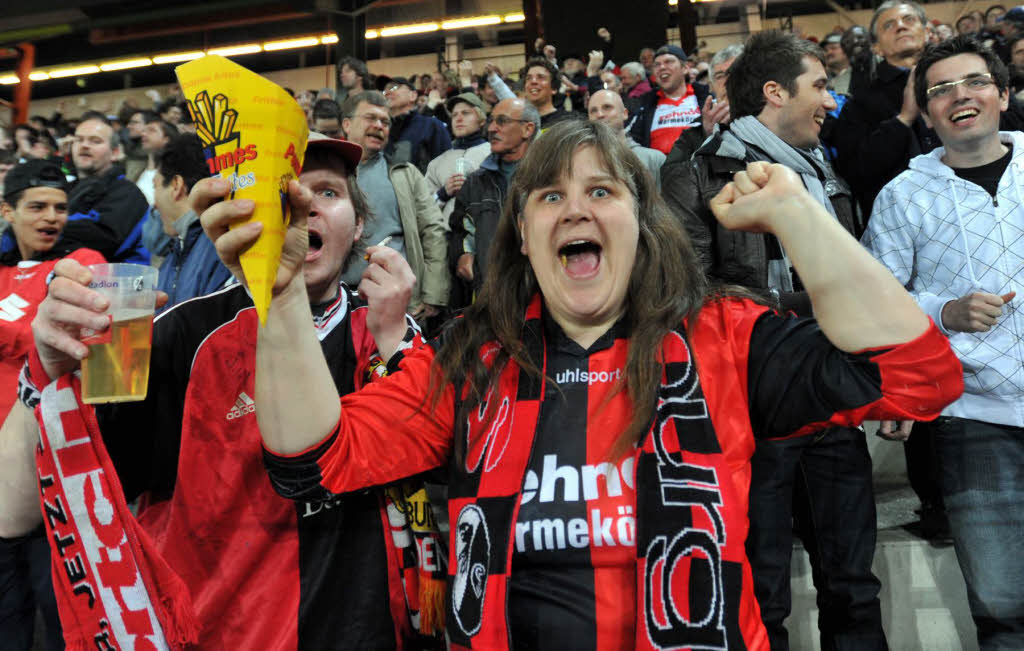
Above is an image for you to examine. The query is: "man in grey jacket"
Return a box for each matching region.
[340,91,449,327]
[587,89,665,188]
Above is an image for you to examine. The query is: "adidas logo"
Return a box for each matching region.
[226,392,256,420]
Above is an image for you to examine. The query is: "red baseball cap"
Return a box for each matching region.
[306,131,362,176]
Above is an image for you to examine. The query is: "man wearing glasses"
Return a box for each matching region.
[862,37,1024,650]
[340,91,449,330]
[382,77,452,174]
[448,98,540,309]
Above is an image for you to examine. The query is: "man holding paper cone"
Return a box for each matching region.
[0,134,443,651]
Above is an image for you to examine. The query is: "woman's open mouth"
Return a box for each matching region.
[558,239,602,279]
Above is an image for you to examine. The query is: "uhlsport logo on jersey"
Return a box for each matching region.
[226,392,256,420]
[452,504,490,637]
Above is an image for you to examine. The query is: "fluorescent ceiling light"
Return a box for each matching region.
[28,71,50,81]
[379,23,439,37]
[320,35,339,44]
[264,37,320,51]
[153,51,206,64]
[365,29,379,39]
[207,44,262,57]
[442,16,502,30]
[503,13,526,22]
[99,58,152,72]
[0,74,19,84]
[48,65,101,78]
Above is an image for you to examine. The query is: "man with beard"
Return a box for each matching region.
[425,93,491,220]
[447,97,539,308]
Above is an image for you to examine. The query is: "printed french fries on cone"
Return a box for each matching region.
[175,55,308,324]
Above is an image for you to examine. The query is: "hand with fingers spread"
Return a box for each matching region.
[877,419,914,441]
[32,259,168,382]
[194,176,313,298]
[359,245,416,361]
[941,291,1016,333]
[709,161,814,234]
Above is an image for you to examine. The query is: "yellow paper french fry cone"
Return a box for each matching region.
[175,55,308,325]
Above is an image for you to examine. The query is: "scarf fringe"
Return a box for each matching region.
[418,575,446,636]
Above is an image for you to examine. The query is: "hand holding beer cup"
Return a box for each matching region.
[32,260,167,390]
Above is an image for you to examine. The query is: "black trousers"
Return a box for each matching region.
[0,526,63,651]
[746,427,887,651]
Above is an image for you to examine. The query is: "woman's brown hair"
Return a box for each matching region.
[431,120,709,460]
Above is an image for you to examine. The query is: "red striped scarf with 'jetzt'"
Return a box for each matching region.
[35,373,198,651]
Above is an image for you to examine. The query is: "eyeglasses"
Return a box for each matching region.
[358,114,392,128]
[925,73,996,101]
[488,114,527,127]
[385,84,409,93]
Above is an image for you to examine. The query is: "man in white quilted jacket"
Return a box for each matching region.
[862,36,1023,651]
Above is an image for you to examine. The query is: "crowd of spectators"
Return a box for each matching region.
[1,3,1023,650]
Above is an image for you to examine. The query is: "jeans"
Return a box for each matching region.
[933,416,1024,650]
[0,526,63,651]
[746,427,887,651]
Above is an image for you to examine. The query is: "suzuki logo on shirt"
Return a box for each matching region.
[515,454,637,553]
[0,293,30,322]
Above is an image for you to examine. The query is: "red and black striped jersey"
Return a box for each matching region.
[264,296,964,650]
[95,282,419,650]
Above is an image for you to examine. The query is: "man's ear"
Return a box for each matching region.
[1,201,14,225]
[172,174,188,202]
[1000,86,1010,112]
[762,80,786,108]
[341,117,352,138]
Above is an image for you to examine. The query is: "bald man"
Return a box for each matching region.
[587,89,665,187]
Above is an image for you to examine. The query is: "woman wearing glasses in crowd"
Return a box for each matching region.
[212,120,961,649]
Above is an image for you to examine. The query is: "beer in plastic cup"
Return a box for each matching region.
[80,264,159,404]
[454,157,470,175]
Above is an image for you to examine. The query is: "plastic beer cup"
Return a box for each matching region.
[80,264,159,404]
[454,157,470,175]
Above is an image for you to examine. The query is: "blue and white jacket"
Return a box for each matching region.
[863,130,1024,427]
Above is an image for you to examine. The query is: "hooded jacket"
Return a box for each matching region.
[156,214,233,312]
[862,130,1024,427]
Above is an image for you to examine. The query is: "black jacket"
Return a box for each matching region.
[663,130,858,317]
[448,154,509,309]
[62,165,149,263]
[627,82,710,149]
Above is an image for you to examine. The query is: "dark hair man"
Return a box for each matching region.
[151,134,231,309]
[337,56,371,103]
[522,57,573,130]
[0,159,103,651]
[0,135,440,650]
[863,37,1023,650]
[448,97,539,308]
[956,13,981,36]
[341,90,450,327]
[665,31,886,651]
[381,77,452,174]
[63,114,149,263]
[121,109,152,182]
[627,44,710,154]
[312,98,343,138]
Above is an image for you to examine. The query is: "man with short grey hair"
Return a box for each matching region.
[448,97,538,308]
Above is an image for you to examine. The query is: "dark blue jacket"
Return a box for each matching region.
[385,111,452,174]
[62,165,150,264]
[157,216,233,312]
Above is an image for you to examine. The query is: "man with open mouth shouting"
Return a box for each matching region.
[0,134,441,650]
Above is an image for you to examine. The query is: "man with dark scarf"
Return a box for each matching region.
[664,31,887,651]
